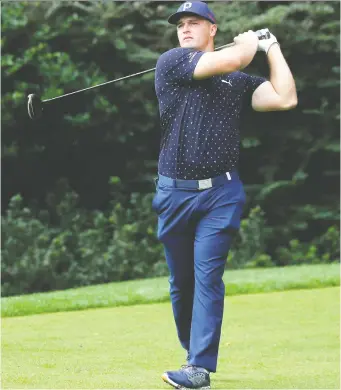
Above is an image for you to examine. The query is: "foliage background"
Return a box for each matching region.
[1,1,340,296]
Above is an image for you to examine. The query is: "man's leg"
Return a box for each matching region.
[189,183,245,372]
[162,233,195,352]
[154,187,198,352]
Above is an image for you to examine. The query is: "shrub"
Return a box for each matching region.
[275,226,340,266]
[227,206,274,269]
[1,188,338,297]
[315,225,340,262]
[1,180,164,297]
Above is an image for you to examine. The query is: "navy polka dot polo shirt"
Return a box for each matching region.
[155,47,266,180]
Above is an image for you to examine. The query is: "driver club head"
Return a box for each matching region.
[27,94,43,120]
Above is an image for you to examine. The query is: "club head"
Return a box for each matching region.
[27,94,43,120]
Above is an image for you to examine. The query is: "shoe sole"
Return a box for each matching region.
[161,373,210,389]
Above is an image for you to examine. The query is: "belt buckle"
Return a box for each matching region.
[198,178,212,190]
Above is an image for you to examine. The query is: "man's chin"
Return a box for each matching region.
[181,41,198,49]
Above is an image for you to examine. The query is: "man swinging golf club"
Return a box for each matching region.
[153,2,297,389]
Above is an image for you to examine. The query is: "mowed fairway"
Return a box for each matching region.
[2,287,340,389]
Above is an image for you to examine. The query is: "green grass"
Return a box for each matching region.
[2,287,340,389]
[2,263,340,318]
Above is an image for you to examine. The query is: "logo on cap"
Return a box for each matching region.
[182,2,192,11]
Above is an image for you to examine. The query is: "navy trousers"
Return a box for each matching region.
[152,172,245,372]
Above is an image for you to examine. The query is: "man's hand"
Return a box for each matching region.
[233,30,259,52]
[257,29,279,54]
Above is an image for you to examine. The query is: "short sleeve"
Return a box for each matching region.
[242,72,267,106]
[155,48,205,86]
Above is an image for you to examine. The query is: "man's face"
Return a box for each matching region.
[176,15,216,50]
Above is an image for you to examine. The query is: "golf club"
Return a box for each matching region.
[27,29,270,120]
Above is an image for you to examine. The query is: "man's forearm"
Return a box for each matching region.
[194,43,257,79]
[233,42,258,69]
[214,41,258,72]
[267,44,297,107]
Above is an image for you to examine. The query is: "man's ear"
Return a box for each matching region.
[210,24,217,37]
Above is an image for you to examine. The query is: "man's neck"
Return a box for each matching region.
[200,42,214,52]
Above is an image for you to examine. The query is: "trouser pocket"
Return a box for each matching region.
[154,176,159,189]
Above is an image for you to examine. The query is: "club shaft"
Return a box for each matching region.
[42,42,235,103]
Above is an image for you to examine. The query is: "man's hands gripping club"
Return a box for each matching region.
[233,28,278,55]
[233,30,259,49]
[256,28,279,54]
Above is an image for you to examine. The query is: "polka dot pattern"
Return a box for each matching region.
[155,48,266,180]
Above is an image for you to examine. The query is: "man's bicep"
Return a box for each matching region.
[251,81,286,112]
